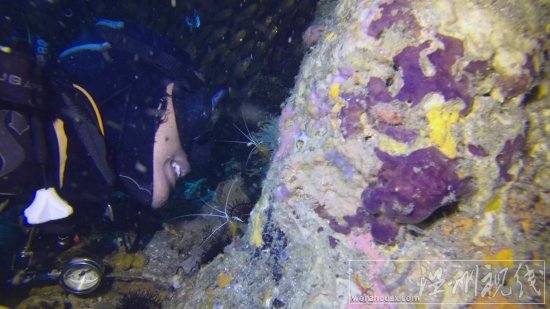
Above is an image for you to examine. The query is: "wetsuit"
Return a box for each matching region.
[1,38,113,205]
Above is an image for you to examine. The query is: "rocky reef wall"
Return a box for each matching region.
[168,0,549,307]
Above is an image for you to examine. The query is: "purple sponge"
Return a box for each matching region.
[393,35,472,114]
[361,147,464,243]
[496,135,525,181]
[367,0,420,38]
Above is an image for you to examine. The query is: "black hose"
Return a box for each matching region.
[29,114,49,188]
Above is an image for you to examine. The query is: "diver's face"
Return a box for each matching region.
[152,83,190,208]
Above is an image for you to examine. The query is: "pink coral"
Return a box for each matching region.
[370,104,403,125]
[309,84,332,117]
[274,104,299,161]
[348,233,394,307]
[275,184,292,202]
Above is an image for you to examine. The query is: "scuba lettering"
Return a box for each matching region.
[34,37,49,67]
[0,47,43,109]
[0,73,35,88]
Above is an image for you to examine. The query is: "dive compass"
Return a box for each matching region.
[59,258,104,295]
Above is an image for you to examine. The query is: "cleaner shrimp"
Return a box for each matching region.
[167,179,245,247]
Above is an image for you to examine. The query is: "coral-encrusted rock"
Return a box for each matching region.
[165,1,549,307]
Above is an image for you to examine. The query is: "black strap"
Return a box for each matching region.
[29,114,49,187]
[96,20,204,91]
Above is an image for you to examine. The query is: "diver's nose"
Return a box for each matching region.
[171,149,190,178]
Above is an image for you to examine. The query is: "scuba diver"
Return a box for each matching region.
[59,18,210,209]
[0,24,114,287]
[0,15,219,289]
